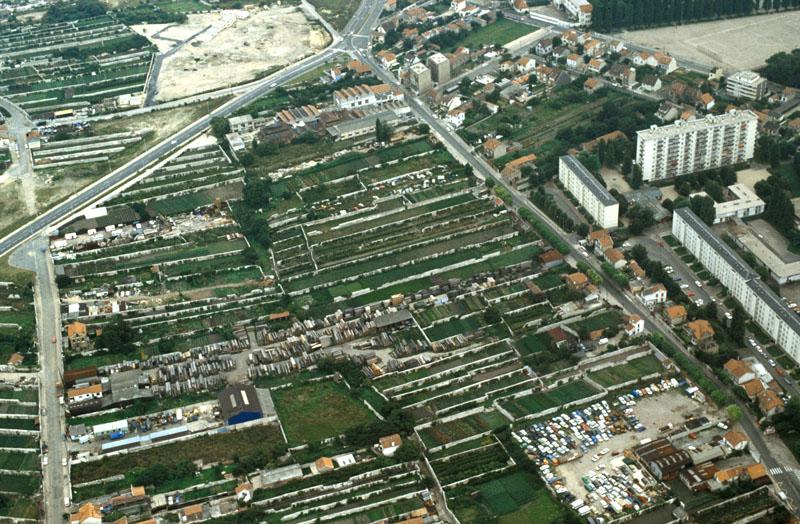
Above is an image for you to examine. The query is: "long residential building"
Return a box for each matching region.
[672,207,800,364]
[636,110,758,181]
[558,155,619,228]
[333,84,404,110]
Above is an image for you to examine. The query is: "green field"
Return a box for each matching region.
[500,381,598,419]
[448,18,536,51]
[271,380,377,446]
[0,451,39,471]
[418,410,509,449]
[587,355,664,388]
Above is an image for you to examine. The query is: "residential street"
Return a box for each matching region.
[9,236,66,524]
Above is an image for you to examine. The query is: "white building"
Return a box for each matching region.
[638,284,667,309]
[558,155,619,228]
[635,110,758,181]
[726,71,767,101]
[333,84,403,110]
[709,184,765,224]
[672,207,800,365]
[552,0,592,25]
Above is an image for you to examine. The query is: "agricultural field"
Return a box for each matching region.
[253,454,429,524]
[0,386,40,520]
[271,380,377,446]
[499,380,600,420]
[106,142,244,211]
[0,16,154,117]
[32,130,147,171]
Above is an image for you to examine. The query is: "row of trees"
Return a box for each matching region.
[762,48,800,89]
[590,0,800,31]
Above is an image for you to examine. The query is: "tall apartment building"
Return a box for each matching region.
[409,62,432,94]
[672,207,800,365]
[635,110,758,181]
[428,53,451,84]
[726,71,767,101]
[552,0,592,25]
[558,155,619,228]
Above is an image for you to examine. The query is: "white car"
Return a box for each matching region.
[695,280,703,287]
[768,359,777,367]
[680,284,690,289]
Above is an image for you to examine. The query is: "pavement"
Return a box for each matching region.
[9,236,66,524]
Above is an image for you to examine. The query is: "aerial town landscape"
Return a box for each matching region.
[1,0,800,522]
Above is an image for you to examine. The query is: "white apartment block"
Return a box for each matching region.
[635,110,758,181]
[672,207,800,365]
[726,71,767,101]
[558,155,619,228]
[552,0,592,25]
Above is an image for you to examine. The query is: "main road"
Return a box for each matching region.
[359,50,800,516]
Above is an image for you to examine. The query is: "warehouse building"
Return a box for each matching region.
[219,383,263,426]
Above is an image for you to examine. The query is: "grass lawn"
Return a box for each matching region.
[271,380,377,446]
[308,0,361,31]
[453,471,562,524]
[499,495,562,524]
[449,18,537,51]
[500,380,598,419]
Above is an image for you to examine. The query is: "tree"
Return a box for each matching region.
[211,117,230,141]
[689,195,716,226]
[726,404,743,423]
[627,204,655,234]
[576,223,590,237]
[375,118,391,142]
[484,307,502,325]
[95,316,137,355]
[730,305,746,345]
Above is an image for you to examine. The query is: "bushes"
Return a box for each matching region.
[518,208,570,254]
[531,188,575,233]
[601,261,629,287]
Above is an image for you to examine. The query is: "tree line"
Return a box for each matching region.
[590,0,800,31]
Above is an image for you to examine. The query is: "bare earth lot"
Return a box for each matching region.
[151,6,330,101]
[619,11,800,71]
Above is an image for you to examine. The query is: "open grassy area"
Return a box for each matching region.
[271,380,377,446]
[448,18,536,51]
[500,380,599,419]
[452,471,561,524]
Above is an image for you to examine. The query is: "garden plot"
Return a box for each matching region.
[0,387,40,520]
[0,283,36,366]
[430,441,512,487]
[418,410,510,449]
[0,16,154,116]
[108,143,244,210]
[253,458,428,523]
[500,380,600,420]
[32,131,146,170]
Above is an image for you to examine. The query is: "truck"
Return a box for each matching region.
[109,431,125,440]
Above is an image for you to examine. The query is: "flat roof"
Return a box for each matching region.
[637,110,757,140]
[674,207,756,280]
[560,155,618,206]
[732,227,800,281]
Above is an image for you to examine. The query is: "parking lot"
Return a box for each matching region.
[634,235,714,306]
[515,387,722,520]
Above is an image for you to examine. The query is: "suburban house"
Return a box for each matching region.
[757,390,785,418]
[314,457,334,473]
[663,305,687,326]
[722,431,749,451]
[500,154,537,187]
[483,137,507,159]
[685,319,716,352]
[70,503,102,524]
[535,38,553,55]
[539,250,564,269]
[604,248,626,269]
[723,359,755,385]
[624,314,644,336]
[379,434,402,456]
[638,284,667,309]
[565,272,589,291]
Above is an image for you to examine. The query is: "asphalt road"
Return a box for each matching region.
[360,50,800,515]
[9,236,66,524]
